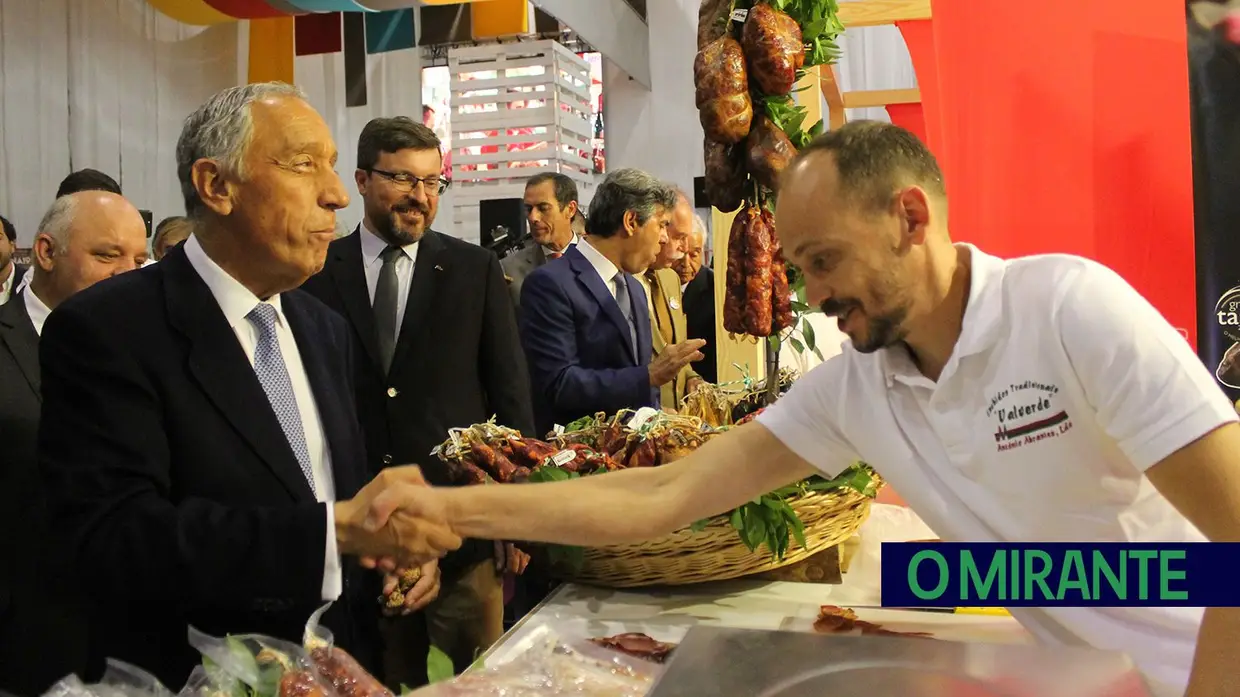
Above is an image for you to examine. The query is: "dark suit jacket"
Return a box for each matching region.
[301,230,534,569]
[682,265,718,384]
[38,247,380,689]
[520,246,657,435]
[0,292,89,696]
[6,264,27,299]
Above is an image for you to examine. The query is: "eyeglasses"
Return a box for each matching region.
[367,168,450,196]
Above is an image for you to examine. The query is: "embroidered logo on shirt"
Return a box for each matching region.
[985,380,1074,452]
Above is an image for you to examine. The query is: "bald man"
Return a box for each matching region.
[636,189,704,408]
[0,190,147,695]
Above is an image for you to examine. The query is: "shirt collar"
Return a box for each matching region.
[542,234,577,257]
[0,262,14,296]
[183,234,286,331]
[576,238,620,284]
[881,243,1006,387]
[24,287,52,336]
[360,221,419,267]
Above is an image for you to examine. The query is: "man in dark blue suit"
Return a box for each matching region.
[519,169,706,434]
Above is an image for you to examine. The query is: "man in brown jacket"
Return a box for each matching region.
[636,189,704,409]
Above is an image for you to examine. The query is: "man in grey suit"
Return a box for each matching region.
[501,173,580,310]
[0,191,149,695]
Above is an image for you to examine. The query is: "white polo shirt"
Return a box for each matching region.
[757,244,1237,697]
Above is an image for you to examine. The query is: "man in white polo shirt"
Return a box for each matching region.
[365,121,1239,697]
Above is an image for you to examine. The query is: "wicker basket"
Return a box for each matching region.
[562,476,881,588]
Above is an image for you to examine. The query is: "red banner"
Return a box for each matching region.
[914,1,1196,346]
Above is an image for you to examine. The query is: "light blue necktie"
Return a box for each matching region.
[247,303,316,491]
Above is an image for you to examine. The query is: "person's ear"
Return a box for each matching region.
[33,233,57,272]
[896,186,932,245]
[191,159,238,218]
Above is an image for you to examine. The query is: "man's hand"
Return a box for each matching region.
[334,467,461,568]
[381,559,441,615]
[496,541,531,575]
[649,339,706,387]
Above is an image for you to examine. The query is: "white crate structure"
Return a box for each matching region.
[447,40,597,242]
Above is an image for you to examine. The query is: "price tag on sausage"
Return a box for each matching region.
[550,450,577,467]
[730,8,748,22]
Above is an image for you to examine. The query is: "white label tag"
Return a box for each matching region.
[730,8,748,22]
[626,407,659,430]
[550,450,576,467]
[553,424,566,436]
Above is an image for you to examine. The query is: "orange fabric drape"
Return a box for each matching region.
[915,0,1197,345]
[248,17,296,84]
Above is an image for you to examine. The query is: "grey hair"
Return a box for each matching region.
[586,168,679,239]
[176,81,307,219]
[37,195,80,252]
[691,213,708,244]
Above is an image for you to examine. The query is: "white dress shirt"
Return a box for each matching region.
[183,235,342,601]
[14,266,30,297]
[542,234,578,259]
[575,238,621,300]
[0,263,16,305]
[24,287,52,336]
[359,222,419,339]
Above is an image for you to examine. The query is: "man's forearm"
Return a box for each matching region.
[442,466,679,546]
[1186,607,1240,697]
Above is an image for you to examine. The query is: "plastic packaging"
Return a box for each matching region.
[185,603,391,697]
[41,660,173,697]
[405,625,663,697]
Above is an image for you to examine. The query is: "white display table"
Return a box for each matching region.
[478,579,1032,669]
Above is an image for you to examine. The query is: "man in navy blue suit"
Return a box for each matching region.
[519,168,706,434]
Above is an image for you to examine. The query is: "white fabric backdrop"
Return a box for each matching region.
[0,0,429,245]
[0,0,240,244]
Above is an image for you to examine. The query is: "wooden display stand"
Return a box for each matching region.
[709,0,931,386]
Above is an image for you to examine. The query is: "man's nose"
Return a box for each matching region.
[322,169,350,210]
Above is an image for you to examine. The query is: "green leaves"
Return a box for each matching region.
[427,646,455,684]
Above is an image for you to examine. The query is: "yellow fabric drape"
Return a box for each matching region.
[248,17,296,85]
[145,0,233,25]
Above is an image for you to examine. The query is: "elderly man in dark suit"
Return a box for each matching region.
[676,214,718,383]
[38,82,460,689]
[0,191,148,696]
[0,214,24,305]
[520,168,705,434]
[302,116,534,688]
[500,173,581,310]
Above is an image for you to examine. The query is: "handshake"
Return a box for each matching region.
[333,466,459,568]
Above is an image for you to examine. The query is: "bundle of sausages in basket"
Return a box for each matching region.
[554,410,720,470]
[432,419,626,485]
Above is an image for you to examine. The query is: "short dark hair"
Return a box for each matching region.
[0,214,14,243]
[586,168,679,239]
[794,120,945,212]
[357,116,440,172]
[56,168,122,198]
[525,172,579,210]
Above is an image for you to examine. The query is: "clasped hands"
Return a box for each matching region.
[334,466,457,572]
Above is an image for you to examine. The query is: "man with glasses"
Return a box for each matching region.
[302,116,534,690]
